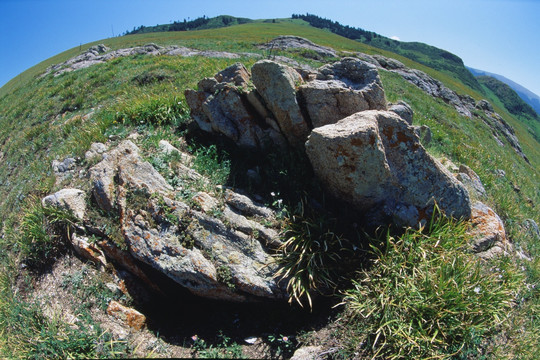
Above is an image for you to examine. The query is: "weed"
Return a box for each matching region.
[191,331,245,359]
[267,334,296,358]
[191,144,231,186]
[274,199,347,309]
[114,95,189,127]
[216,265,236,291]
[148,150,185,188]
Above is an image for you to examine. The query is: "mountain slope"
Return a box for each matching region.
[468,66,540,115]
[0,19,538,359]
[292,13,483,92]
[125,15,253,34]
[476,75,540,142]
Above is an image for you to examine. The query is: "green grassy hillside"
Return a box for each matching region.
[126,15,254,35]
[292,13,483,93]
[0,19,538,359]
[477,75,540,143]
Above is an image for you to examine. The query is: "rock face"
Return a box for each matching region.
[107,300,146,331]
[389,101,414,125]
[456,165,486,198]
[305,110,472,227]
[260,36,337,58]
[89,140,173,212]
[185,63,287,149]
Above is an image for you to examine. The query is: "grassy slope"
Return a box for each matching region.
[0,19,538,358]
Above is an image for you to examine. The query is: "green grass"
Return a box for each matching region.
[11,196,79,271]
[339,214,524,359]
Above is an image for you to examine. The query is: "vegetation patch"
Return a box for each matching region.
[17,197,78,271]
[339,214,523,359]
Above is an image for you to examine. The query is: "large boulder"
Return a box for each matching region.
[251,60,310,146]
[299,58,386,128]
[306,110,472,227]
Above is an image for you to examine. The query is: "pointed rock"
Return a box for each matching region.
[251,60,309,146]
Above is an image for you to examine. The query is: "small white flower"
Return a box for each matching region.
[270,192,276,197]
[474,286,481,294]
[277,199,283,206]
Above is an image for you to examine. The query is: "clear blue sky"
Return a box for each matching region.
[1,0,539,97]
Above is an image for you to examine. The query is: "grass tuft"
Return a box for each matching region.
[339,213,524,359]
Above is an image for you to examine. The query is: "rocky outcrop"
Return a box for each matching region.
[361,53,528,162]
[186,60,474,227]
[85,141,287,302]
[185,63,288,149]
[43,43,260,77]
[260,36,337,58]
[305,110,472,227]
[185,58,387,148]
[475,100,529,162]
[365,54,473,118]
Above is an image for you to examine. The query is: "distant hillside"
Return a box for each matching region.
[125,15,253,34]
[468,66,540,115]
[477,75,540,142]
[292,13,483,92]
[477,76,539,119]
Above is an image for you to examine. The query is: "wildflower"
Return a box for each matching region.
[473,286,481,294]
[191,335,198,342]
[270,192,276,197]
[282,336,289,342]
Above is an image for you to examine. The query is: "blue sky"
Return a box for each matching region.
[1,0,539,96]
